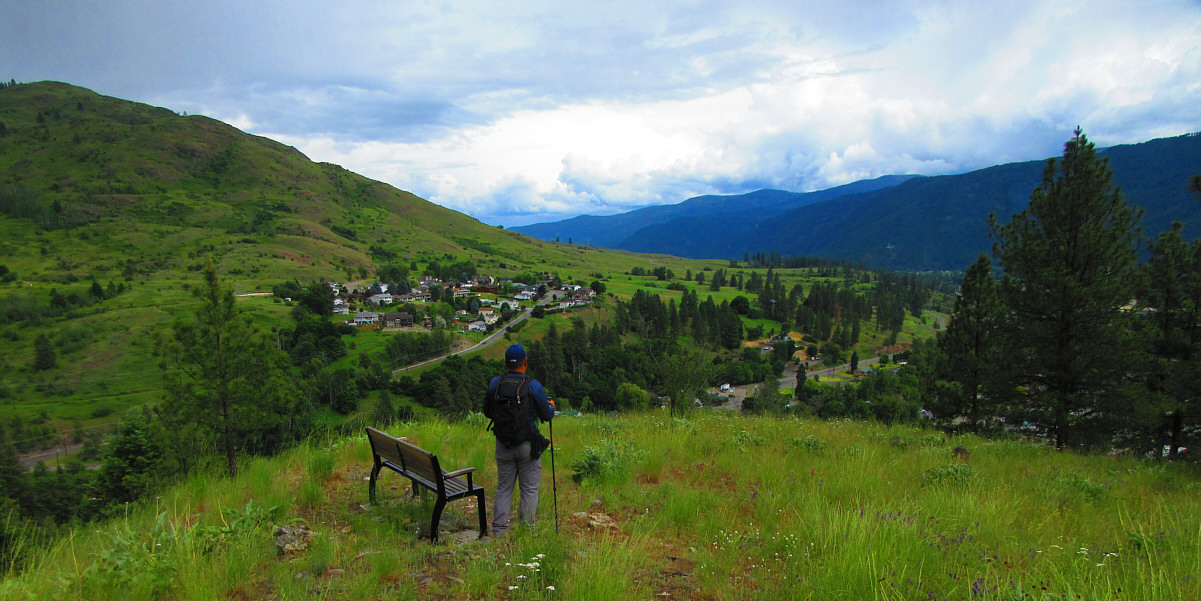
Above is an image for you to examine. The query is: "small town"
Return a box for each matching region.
[326,274,597,333]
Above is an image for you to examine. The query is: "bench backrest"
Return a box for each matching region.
[366,427,444,489]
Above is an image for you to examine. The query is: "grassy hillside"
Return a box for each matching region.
[0,81,670,284]
[3,412,1198,600]
[0,81,726,431]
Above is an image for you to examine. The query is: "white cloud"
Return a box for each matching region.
[4,0,1200,226]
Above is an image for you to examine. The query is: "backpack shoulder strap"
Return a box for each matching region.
[514,374,531,401]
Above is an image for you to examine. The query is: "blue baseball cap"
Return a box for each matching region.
[505,344,527,367]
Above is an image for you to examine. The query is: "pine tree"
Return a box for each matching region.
[990,129,1142,449]
[933,254,1004,429]
[161,259,302,477]
[372,389,396,426]
[94,408,166,505]
[1140,219,1201,458]
[32,334,55,371]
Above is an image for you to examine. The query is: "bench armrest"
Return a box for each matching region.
[443,467,477,478]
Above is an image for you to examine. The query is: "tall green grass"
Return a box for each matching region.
[3,412,1198,600]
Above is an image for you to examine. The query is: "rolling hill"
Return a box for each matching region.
[0,81,705,424]
[517,133,1201,270]
[0,81,603,284]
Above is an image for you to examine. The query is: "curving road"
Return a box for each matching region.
[391,298,554,374]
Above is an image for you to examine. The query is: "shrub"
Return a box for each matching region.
[786,435,829,454]
[921,463,975,487]
[463,411,489,428]
[731,429,767,448]
[1058,473,1110,502]
[570,439,643,484]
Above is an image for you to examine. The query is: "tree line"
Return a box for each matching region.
[916,130,1199,457]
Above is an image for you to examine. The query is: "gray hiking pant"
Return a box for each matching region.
[492,440,541,535]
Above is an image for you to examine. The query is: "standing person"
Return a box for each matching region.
[483,344,554,537]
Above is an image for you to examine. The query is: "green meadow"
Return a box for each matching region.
[4,411,1197,600]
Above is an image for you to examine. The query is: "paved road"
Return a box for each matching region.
[714,355,886,410]
[391,301,547,374]
[18,441,90,470]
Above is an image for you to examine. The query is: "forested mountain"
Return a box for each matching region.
[519,133,1201,271]
[512,175,916,248]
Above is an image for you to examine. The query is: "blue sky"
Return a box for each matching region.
[4,1,1201,226]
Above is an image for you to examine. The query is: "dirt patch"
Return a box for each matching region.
[636,472,663,486]
[873,342,912,355]
[668,462,738,494]
[637,542,713,600]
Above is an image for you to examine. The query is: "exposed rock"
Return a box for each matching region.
[570,511,619,533]
[274,524,316,555]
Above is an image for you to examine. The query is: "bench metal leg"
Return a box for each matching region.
[368,460,381,504]
[475,489,488,538]
[430,498,447,544]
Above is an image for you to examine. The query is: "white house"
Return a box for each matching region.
[368,293,393,305]
[353,312,380,326]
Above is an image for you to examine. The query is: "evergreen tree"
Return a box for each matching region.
[297,281,335,316]
[94,408,167,506]
[161,259,302,477]
[32,334,55,371]
[1140,220,1201,457]
[0,430,23,509]
[744,376,787,416]
[989,129,1143,449]
[656,348,713,419]
[372,387,396,425]
[933,254,1004,429]
[540,322,566,393]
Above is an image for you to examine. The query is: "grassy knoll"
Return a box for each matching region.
[4,411,1197,600]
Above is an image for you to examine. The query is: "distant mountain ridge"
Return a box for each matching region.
[516,134,1201,271]
[513,175,917,248]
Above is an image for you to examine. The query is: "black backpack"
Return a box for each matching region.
[485,373,536,447]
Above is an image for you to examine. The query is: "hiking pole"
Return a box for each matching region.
[549,416,559,534]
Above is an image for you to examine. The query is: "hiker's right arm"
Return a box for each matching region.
[528,379,554,422]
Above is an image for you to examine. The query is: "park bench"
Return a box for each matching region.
[366,427,487,543]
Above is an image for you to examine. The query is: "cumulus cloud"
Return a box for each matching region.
[3,0,1200,226]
